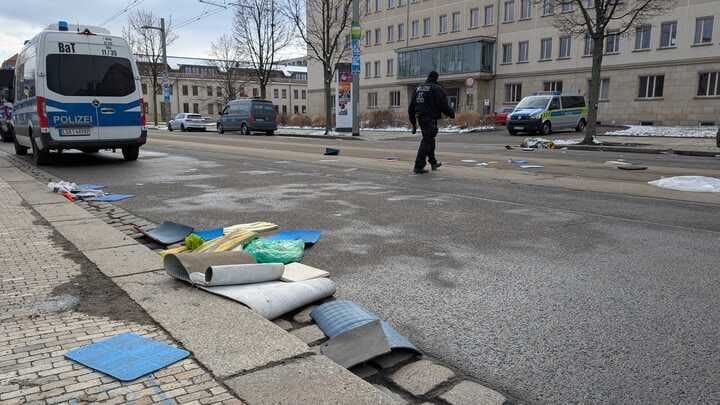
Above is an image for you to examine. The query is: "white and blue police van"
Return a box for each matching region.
[13,21,146,165]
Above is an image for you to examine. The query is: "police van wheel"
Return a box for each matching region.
[122,146,140,161]
[541,122,552,136]
[31,138,51,166]
[14,137,27,156]
[575,119,586,132]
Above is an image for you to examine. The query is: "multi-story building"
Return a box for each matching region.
[308,0,720,125]
[138,56,308,122]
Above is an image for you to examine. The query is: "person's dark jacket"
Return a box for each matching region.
[408,77,455,127]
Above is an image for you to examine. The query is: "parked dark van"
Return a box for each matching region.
[217,98,277,135]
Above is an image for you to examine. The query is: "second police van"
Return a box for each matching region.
[507,92,588,136]
[13,21,146,165]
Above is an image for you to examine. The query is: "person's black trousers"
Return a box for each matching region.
[414,118,438,170]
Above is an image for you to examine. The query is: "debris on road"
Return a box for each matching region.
[65,332,189,382]
[264,229,322,245]
[520,165,544,169]
[318,320,391,368]
[325,147,340,156]
[47,180,135,202]
[137,221,194,246]
[505,145,513,150]
[477,163,489,166]
[282,262,330,282]
[617,165,648,171]
[648,176,720,193]
[508,159,528,165]
[461,159,477,163]
[245,238,305,264]
[522,138,555,149]
[604,160,631,166]
[194,228,257,253]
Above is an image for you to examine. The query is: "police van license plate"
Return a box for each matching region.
[515,126,524,131]
[60,128,91,136]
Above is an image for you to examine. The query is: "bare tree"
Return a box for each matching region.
[123,9,177,125]
[208,34,246,104]
[540,0,675,143]
[286,0,352,134]
[233,0,292,100]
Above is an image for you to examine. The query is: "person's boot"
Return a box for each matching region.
[431,162,442,171]
[414,168,429,174]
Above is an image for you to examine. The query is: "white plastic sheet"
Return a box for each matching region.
[648,176,720,193]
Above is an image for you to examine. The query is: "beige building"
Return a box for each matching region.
[138,56,308,122]
[308,0,720,125]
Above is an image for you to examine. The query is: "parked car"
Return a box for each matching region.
[217,98,277,135]
[168,113,206,132]
[493,107,515,126]
[507,92,587,136]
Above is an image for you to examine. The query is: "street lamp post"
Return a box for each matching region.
[142,18,170,124]
[351,0,361,136]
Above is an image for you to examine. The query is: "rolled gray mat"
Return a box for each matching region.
[192,263,285,286]
[164,252,256,283]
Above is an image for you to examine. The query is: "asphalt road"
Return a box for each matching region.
[5,131,720,404]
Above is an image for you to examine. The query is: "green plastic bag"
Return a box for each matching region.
[184,233,204,251]
[244,239,304,264]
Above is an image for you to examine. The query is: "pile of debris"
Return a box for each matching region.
[48,181,134,202]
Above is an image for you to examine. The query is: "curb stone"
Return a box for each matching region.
[0,150,522,405]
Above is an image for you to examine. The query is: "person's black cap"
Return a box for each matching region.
[427,71,439,82]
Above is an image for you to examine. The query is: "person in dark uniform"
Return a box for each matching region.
[408,71,455,174]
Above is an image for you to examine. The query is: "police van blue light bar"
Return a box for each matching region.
[58,21,69,31]
[531,91,561,96]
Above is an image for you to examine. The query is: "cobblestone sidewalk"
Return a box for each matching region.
[0,178,243,405]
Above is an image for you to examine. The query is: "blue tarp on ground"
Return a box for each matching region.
[92,194,135,202]
[194,228,224,241]
[311,300,417,352]
[65,332,189,381]
[264,230,322,245]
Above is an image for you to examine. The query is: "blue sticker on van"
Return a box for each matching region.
[45,99,140,127]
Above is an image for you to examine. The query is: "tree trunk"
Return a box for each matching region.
[260,85,267,99]
[151,75,159,126]
[323,68,333,135]
[585,36,605,144]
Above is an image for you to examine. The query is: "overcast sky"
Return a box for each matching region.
[0,0,304,63]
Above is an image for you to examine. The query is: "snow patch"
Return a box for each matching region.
[606,125,718,138]
[649,176,720,193]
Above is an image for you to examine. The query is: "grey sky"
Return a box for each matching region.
[0,0,303,63]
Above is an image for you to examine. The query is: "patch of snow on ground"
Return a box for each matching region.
[649,176,720,193]
[606,125,718,138]
[279,125,496,133]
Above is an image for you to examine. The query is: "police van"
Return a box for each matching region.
[13,21,146,165]
[507,92,588,136]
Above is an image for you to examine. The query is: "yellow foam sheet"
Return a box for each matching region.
[195,229,257,253]
[224,222,279,234]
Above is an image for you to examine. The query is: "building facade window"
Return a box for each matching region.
[374,60,381,77]
[561,0,573,13]
[253,88,259,97]
[439,15,448,34]
[216,87,222,96]
[141,83,147,94]
[397,40,494,78]
[694,17,714,44]
[466,93,473,108]
[518,41,529,62]
[183,103,189,113]
[387,25,394,42]
[502,43,513,64]
[484,5,494,25]
[365,0,370,14]
[390,90,401,107]
[520,0,531,19]
[542,0,553,16]
[660,21,677,48]
[375,28,381,44]
[470,8,480,28]
[543,80,563,92]
[302,90,306,99]
[208,103,214,114]
[452,12,461,32]
[365,62,372,78]
[282,89,287,98]
[606,31,620,54]
[635,25,651,50]
[411,20,419,38]
[386,58,394,76]
[423,17,431,36]
[584,33,593,56]
[294,105,299,114]
[374,0,380,12]
[192,103,199,113]
[638,75,664,98]
[182,85,188,96]
[504,0,515,22]
[540,38,552,60]
[302,105,306,113]
[192,86,198,96]
[207,86,213,96]
[559,36,571,58]
[367,92,378,108]
[365,30,371,46]
[294,89,299,99]
[388,0,395,8]
[505,83,522,103]
[599,78,610,100]
[697,72,720,97]
[273,88,279,98]
[398,23,405,40]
